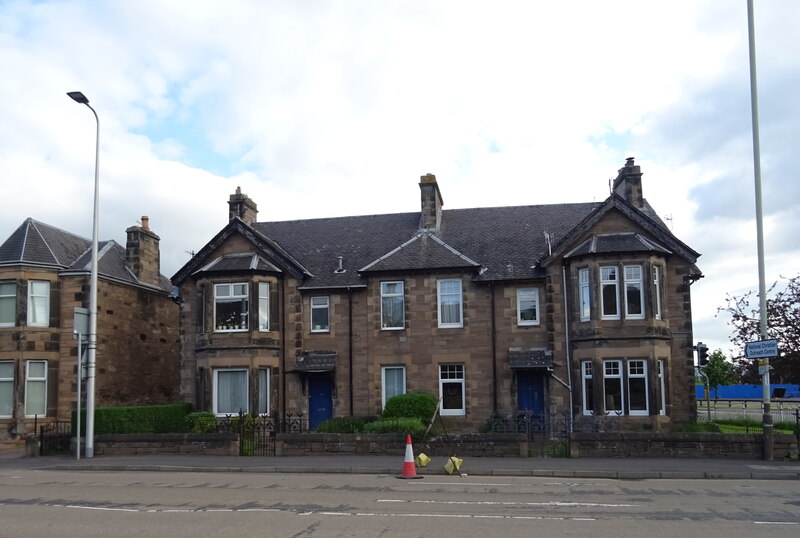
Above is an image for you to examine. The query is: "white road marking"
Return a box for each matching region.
[66,505,138,512]
[378,499,637,508]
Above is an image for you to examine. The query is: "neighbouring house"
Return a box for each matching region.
[172,158,702,432]
[0,217,180,437]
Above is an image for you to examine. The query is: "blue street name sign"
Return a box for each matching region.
[744,339,779,359]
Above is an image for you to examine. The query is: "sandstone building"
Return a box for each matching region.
[0,217,180,437]
[172,158,702,432]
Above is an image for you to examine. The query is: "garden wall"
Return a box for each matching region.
[274,433,527,457]
[569,432,798,459]
[92,433,238,456]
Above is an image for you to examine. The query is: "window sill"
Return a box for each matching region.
[215,328,248,333]
[380,327,405,331]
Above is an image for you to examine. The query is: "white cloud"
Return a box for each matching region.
[1,0,798,358]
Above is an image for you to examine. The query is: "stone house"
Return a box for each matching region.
[172,158,702,432]
[0,217,180,437]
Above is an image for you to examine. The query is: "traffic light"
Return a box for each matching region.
[697,342,709,366]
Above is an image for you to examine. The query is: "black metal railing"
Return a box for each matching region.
[216,412,306,456]
[39,421,73,456]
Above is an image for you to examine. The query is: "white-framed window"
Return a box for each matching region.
[380,281,405,330]
[516,288,540,326]
[25,360,47,417]
[578,268,591,322]
[214,282,248,332]
[258,282,269,331]
[0,361,13,418]
[600,267,619,320]
[657,359,667,416]
[381,366,406,409]
[653,266,663,320]
[213,368,248,416]
[624,265,644,319]
[603,360,623,414]
[437,279,463,328]
[628,360,648,415]
[581,361,594,416]
[0,281,15,327]
[439,364,465,416]
[311,296,330,332]
[257,368,270,415]
[27,280,49,327]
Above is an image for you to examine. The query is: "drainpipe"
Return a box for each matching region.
[562,264,574,433]
[280,277,286,421]
[490,282,498,412]
[348,287,354,416]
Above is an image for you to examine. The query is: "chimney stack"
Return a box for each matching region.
[612,157,644,208]
[126,216,161,286]
[228,186,258,224]
[419,173,443,232]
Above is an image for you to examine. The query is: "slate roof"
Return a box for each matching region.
[0,218,172,292]
[249,202,602,288]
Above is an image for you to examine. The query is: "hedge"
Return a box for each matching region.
[73,403,193,435]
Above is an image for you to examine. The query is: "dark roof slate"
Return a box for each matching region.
[0,218,172,292]
[251,202,602,287]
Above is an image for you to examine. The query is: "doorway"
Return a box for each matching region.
[308,375,333,430]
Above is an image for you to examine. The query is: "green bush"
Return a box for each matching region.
[382,393,437,423]
[72,403,193,435]
[185,412,217,433]
[315,416,376,433]
[363,417,427,437]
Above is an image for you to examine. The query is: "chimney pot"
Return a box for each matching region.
[141,216,150,231]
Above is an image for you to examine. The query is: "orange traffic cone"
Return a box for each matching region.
[396,434,423,479]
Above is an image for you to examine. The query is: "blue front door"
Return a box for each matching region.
[517,371,545,416]
[308,376,333,430]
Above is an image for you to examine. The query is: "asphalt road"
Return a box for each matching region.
[0,468,798,537]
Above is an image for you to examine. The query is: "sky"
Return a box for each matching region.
[1,0,798,356]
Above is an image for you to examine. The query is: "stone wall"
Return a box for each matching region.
[570,432,798,459]
[93,433,239,456]
[275,433,528,457]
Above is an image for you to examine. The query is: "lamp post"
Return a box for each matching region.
[745,0,772,460]
[67,91,99,458]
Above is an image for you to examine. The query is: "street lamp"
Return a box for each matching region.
[67,91,99,458]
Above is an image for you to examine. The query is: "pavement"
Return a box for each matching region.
[1,441,799,480]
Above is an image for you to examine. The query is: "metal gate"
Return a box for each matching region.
[218,412,306,456]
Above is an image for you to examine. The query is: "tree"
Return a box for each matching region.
[719,274,800,384]
[698,350,737,398]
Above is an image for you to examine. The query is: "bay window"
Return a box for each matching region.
[627,360,648,415]
[27,280,49,327]
[603,360,623,414]
[213,368,248,415]
[0,282,15,327]
[25,360,47,417]
[581,361,594,416]
[214,282,248,332]
[0,361,13,418]
[624,265,644,319]
[653,266,663,320]
[600,267,619,320]
[579,268,590,322]
[258,282,269,331]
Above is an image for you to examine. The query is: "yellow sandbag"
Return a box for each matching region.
[415,452,431,467]
[444,456,462,475]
